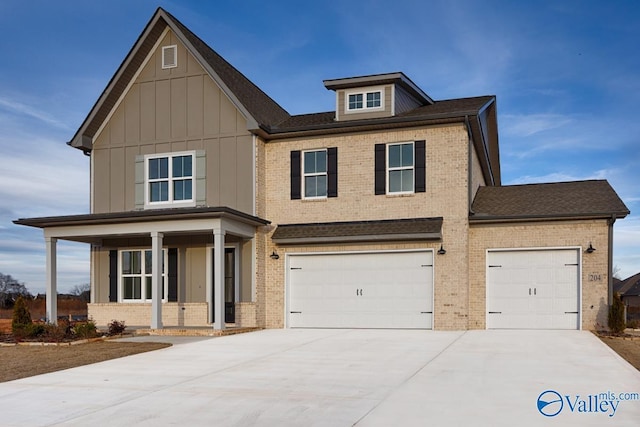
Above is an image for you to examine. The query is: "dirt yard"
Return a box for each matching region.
[0,341,171,382]
[599,335,640,371]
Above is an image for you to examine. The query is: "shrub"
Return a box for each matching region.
[45,319,71,342]
[107,320,126,336]
[608,292,626,335]
[11,295,32,337]
[627,319,639,330]
[72,320,98,339]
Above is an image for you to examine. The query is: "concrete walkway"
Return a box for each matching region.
[0,329,638,426]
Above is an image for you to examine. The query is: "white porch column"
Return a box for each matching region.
[45,237,58,324]
[151,231,164,329]
[213,228,226,330]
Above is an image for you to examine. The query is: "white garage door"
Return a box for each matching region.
[487,249,580,329]
[288,251,433,329]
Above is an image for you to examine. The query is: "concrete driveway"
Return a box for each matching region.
[0,329,638,426]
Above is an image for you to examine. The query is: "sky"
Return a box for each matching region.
[0,0,639,294]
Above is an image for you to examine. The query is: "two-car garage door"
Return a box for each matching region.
[287,251,433,329]
[486,249,580,329]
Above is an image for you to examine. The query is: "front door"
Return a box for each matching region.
[212,248,235,323]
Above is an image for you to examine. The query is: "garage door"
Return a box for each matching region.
[487,249,580,329]
[288,251,433,329]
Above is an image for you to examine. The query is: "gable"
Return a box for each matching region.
[69,8,289,153]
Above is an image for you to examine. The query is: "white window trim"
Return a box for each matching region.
[144,151,196,209]
[345,86,385,113]
[386,142,415,194]
[119,248,168,303]
[162,45,177,69]
[302,149,328,199]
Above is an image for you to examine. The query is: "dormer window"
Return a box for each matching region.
[345,87,384,112]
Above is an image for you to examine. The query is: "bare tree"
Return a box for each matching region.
[0,272,31,308]
[69,283,91,302]
[612,265,623,280]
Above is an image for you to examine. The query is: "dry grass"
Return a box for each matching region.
[0,341,171,382]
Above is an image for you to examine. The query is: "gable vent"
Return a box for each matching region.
[162,45,177,69]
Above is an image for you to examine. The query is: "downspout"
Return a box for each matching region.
[465,115,475,215]
[608,214,616,307]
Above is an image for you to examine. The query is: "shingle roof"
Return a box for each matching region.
[618,272,640,297]
[271,217,443,244]
[471,180,630,220]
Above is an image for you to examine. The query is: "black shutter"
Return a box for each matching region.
[374,143,386,195]
[168,248,178,302]
[327,147,338,198]
[109,250,118,302]
[414,140,426,193]
[290,150,301,200]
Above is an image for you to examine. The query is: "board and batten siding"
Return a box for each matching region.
[91,29,254,215]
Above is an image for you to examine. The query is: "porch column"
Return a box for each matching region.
[151,231,164,329]
[45,237,58,324]
[213,228,226,330]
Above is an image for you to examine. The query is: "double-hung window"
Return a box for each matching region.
[346,88,383,112]
[120,249,167,302]
[374,140,425,195]
[303,150,327,198]
[387,142,414,193]
[146,152,194,206]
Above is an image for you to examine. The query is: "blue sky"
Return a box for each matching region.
[0,0,639,294]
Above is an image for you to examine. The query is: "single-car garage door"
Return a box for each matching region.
[288,251,433,329]
[487,249,580,329]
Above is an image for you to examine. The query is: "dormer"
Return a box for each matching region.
[323,72,433,121]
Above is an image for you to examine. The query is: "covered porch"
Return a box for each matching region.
[14,207,269,330]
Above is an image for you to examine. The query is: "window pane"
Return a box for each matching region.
[172,155,192,178]
[145,250,152,274]
[150,181,169,202]
[173,179,192,201]
[316,151,326,172]
[401,170,414,192]
[388,145,401,168]
[367,91,381,108]
[402,143,414,167]
[316,175,327,197]
[389,170,402,193]
[122,251,141,275]
[349,93,363,109]
[304,152,315,174]
[123,277,141,300]
[305,176,317,197]
[149,158,168,179]
[146,277,152,300]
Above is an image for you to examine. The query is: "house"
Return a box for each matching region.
[616,273,640,322]
[14,8,629,331]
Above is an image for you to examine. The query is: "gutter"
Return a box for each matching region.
[469,211,629,223]
[465,115,475,215]
[608,214,617,307]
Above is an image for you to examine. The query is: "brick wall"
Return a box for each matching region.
[88,302,209,327]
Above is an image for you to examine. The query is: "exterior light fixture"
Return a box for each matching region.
[437,244,446,255]
[270,251,280,260]
[586,243,596,254]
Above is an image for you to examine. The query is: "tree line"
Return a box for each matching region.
[0,272,90,308]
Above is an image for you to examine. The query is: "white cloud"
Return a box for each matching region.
[0,96,72,131]
[501,114,574,138]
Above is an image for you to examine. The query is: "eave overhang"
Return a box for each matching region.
[271,217,443,245]
[469,211,629,224]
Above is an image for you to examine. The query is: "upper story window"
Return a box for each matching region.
[387,142,414,193]
[374,140,426,195]
[145,152,195,207]
[346,87,384,112]
[303,150,327,198]
[120,249,167,302]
